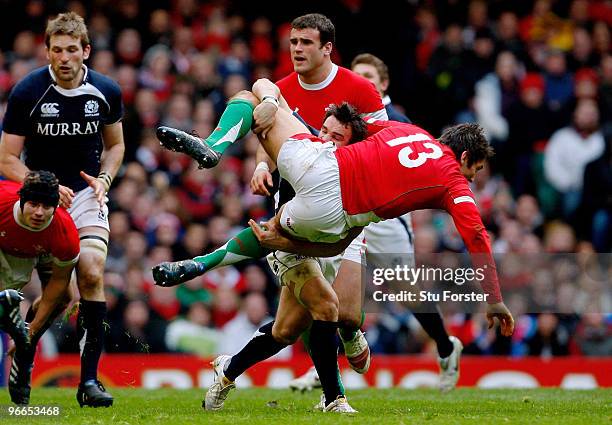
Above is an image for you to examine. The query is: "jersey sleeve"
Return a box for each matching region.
[353,77,388,120]
[2,81,32,135]
[104,79,124,125]
[445,191,503,304]
[51,213,80,267]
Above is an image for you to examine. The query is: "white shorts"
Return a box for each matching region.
[68,187,109,232]
[0,250,51,290]
[365,213,415,268]
[277,138,349,243]
[267,230,366,286]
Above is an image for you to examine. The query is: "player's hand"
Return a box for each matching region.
[486,302,515,337]
[58,185,75,209]
[248,218,289,251]
[252,102,278,139]
[250,168,274,196]
[80,171,105,207]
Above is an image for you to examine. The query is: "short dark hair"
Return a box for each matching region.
[291,13,335,46]
[351,53,389,83]
[323,102,367,143]
[438,123,494,166]
[19,170,60,210]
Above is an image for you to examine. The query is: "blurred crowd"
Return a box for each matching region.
[0,0,610,358]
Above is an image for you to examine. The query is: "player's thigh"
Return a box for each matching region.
[260,107,309,163]
[273,286,311,344]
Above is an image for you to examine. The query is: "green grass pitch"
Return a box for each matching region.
[0,388,610,424]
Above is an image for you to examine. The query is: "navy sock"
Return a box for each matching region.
[77,300,107,383]
[413,312,453,358]
[309,320,343,405]
[225,321,287,381]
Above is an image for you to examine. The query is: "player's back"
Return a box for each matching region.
[335,122,469,222]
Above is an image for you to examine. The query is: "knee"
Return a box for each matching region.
[77,260,104,291]
[310,291,339,321]
[272,322,299,345]
[230,90,258,106]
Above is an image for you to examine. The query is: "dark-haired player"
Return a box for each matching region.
[0,170,80,404]
[0,12,124,407]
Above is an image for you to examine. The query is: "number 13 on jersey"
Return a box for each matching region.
[386,133,443,168]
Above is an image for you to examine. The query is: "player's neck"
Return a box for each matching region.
[55,66,86,90]
[298,60,334,85]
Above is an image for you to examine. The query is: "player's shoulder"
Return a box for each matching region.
[336,66,375,86]
[276,72,298,89]
[9,66,52,98]
[86,68,122,96]
[0,180,22,197]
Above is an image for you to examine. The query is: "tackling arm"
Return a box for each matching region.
[248,213,363,258]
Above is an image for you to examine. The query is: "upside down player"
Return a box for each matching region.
[0,171,80,404]
[154,80,515,409]
[0,12,124,406]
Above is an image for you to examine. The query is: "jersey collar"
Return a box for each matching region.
[13,201,54,232]
[48,64,89,86]
[298,63,338,91]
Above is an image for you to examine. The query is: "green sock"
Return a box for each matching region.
[193,226,269,272]
[339,311,365,341]
[205,99,254,155]
[0,303,4,319]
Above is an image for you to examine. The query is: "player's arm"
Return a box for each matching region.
[0,131,28,181]
[251,144,277,196]
[446,195,514,336]
[28,262,74,339]
[248,215,363,257]
[80,122,125,206]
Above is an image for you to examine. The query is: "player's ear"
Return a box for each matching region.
[460,151,469,166]
[380,79,389,93]
[322,42,332,57]
[83,44,91,60]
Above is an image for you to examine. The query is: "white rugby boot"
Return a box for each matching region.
[438,336,463,393]
[340,329,371,374]
[203,355,236,410]
[323,396,358,413]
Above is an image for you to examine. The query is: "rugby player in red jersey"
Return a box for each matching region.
[0,170,80,404]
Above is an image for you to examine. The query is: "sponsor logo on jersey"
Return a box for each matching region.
[36,121,100,136]
[84,100,99,117]
[41,103,60,117]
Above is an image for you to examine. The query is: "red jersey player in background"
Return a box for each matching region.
[0,170,80,405]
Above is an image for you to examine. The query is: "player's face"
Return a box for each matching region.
[22,201,55,229]
[47,34,91,86]
[352,63,387,97]
[289,28,331,76]
[319,116,352,146]
[460,154,486,182]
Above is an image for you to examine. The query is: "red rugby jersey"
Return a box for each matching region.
[0,181,79,266]
[334,121,502,303]
[276,64,387,129]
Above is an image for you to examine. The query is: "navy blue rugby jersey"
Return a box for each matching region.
[2,65,123,191]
